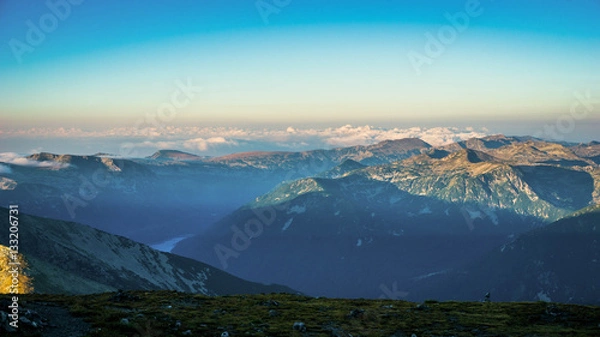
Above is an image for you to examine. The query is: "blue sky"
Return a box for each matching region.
[0,0,598,154]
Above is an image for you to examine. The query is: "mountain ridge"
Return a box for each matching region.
[408,204,600,304]
[0,208,295,296]
[173,137,599,299]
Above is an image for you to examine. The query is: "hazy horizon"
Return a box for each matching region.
[1,0,599,155]
[1,122,599,157]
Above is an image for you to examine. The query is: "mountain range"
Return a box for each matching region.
[1,135,599,303]
[408,204,600,304]
[0,207,294,295]
[172,136,600,301]
[0,138,430,245]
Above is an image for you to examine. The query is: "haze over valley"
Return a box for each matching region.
[1,0,599,335]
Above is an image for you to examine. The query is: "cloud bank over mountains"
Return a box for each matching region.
[1,125,488,157]
[0,152,71,169]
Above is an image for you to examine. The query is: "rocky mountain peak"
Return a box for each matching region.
[148,150,205,161]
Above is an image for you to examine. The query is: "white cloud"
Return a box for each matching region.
[0,152,70,169]
[139,140,178,149]
[0,125,486,146]
[183,137,239,152]
[0,125,489,155]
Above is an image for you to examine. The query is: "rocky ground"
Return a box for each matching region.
[1,290,600,336]
[0,298,90,336]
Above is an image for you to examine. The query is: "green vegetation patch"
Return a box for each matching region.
[8,291,600,336]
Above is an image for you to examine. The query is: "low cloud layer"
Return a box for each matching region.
[183,137,239,152]
[1,125,489,157]
[0,152,70,169]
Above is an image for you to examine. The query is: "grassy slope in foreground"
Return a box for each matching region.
[4,291,600,336]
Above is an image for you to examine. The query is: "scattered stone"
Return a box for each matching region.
[542,304,569,323]
[269,309,279,317]
[262,299,280,307]
[120,318,130,325]
[414,303,429,311]
[323,323,352,337]
[23,309,44,323]
[0,305,49,333]
[390,331,407,337]
[2,323,16,333]
[1,310,16,333]
[0,301,89,336]
[348,308,365,319]
[182,330,192,335]
[19,315,33,325]
[293,321,307,332]
[330,328,346,337]
[545,304,560,316]
[110,289,141,302]
[221,331,230,337]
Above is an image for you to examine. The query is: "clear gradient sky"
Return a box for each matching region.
[0,0,598,154]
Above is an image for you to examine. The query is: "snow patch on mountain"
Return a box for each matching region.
[287,205,307,214]
[413,270,448,281]
[466,209,484,220]
[482,207,500,225]
[419,206,433,215]
[0,177,17,190]
[0,152,70,169]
